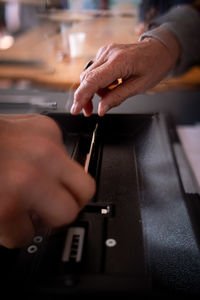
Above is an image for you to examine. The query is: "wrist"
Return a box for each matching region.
[139,25,181,69]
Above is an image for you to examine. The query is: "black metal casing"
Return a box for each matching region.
[1,113,200,298]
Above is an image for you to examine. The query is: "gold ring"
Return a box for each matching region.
[108,78,123,90]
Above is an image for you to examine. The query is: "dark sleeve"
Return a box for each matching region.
[139,5,200,76]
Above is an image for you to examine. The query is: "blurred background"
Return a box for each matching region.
[0,0,199,118]
[0,0,200,186]
[0,0,199,114]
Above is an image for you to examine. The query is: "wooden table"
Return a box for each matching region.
[0,11,200,92]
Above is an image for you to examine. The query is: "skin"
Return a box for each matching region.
[71,31,180,117]
[0,114,96,248]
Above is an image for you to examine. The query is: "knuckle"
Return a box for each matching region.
[96,46,104,56]
[1,161,38,200]
[107,42,116,51]
[97,44,108,55]
[96,43,116,58]
[8,161,41,193]
[51,200,79,228]
[15,164,39,191]
[43,116,63,140]
[112,49,125,63]
[84,70,98,85]
[33,137,59,162]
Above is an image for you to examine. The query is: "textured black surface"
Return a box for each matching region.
[0,112,200,297]
[134,114,200,295]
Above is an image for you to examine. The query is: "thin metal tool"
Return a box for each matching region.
[84,123,98,173]
[83,59,93,71]
[0,95,57,110]
[0,59,45,67]
[0,98,57,110]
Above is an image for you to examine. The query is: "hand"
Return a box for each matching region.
[0,114,96,248]
[71,36,179,117]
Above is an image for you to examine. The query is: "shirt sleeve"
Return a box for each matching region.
[139,5,200,76]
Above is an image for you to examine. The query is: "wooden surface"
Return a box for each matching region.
[0,11,200,92]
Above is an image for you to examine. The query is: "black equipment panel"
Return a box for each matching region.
[1,113,200,298]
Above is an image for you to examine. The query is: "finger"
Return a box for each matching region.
[97,75,148,116]
[3,160,90,231]
[81,52,107,81]
[33,182,80,228]
[82,98,93,117]
[80,59,104,82]
[30,143,96,203]
[94,43,119,63]
[8,142,95,208]
[81,44,113,80]
[40,147,96,206]
[60,156,96,207]
[0,213,35,249]
[80,43,115,83]
[95,44,109,60]
[28,160,95,226]
[71,62,120,115]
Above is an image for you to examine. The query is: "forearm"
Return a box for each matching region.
[139,24,180,72]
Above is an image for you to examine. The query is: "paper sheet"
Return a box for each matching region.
[177,124,200,188]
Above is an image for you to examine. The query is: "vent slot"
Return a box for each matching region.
[61,227,85,263]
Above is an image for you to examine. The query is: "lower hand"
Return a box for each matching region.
[0,114,96,248]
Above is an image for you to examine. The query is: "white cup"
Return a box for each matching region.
[68,32,86,58]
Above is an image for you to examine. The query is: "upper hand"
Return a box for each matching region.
[71,38,176,117]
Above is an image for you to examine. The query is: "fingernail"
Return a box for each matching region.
[82,108,87,117]
[70,102,79,114]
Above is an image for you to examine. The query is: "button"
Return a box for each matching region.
[105,238,117,247]
[33,235,43,243]
[27,245,38,254]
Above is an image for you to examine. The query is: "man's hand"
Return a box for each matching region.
[71,34,180,117]
[0,114,96,248]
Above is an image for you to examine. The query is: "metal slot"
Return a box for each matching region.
[81,203,114,216]
[61,227,85,263]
